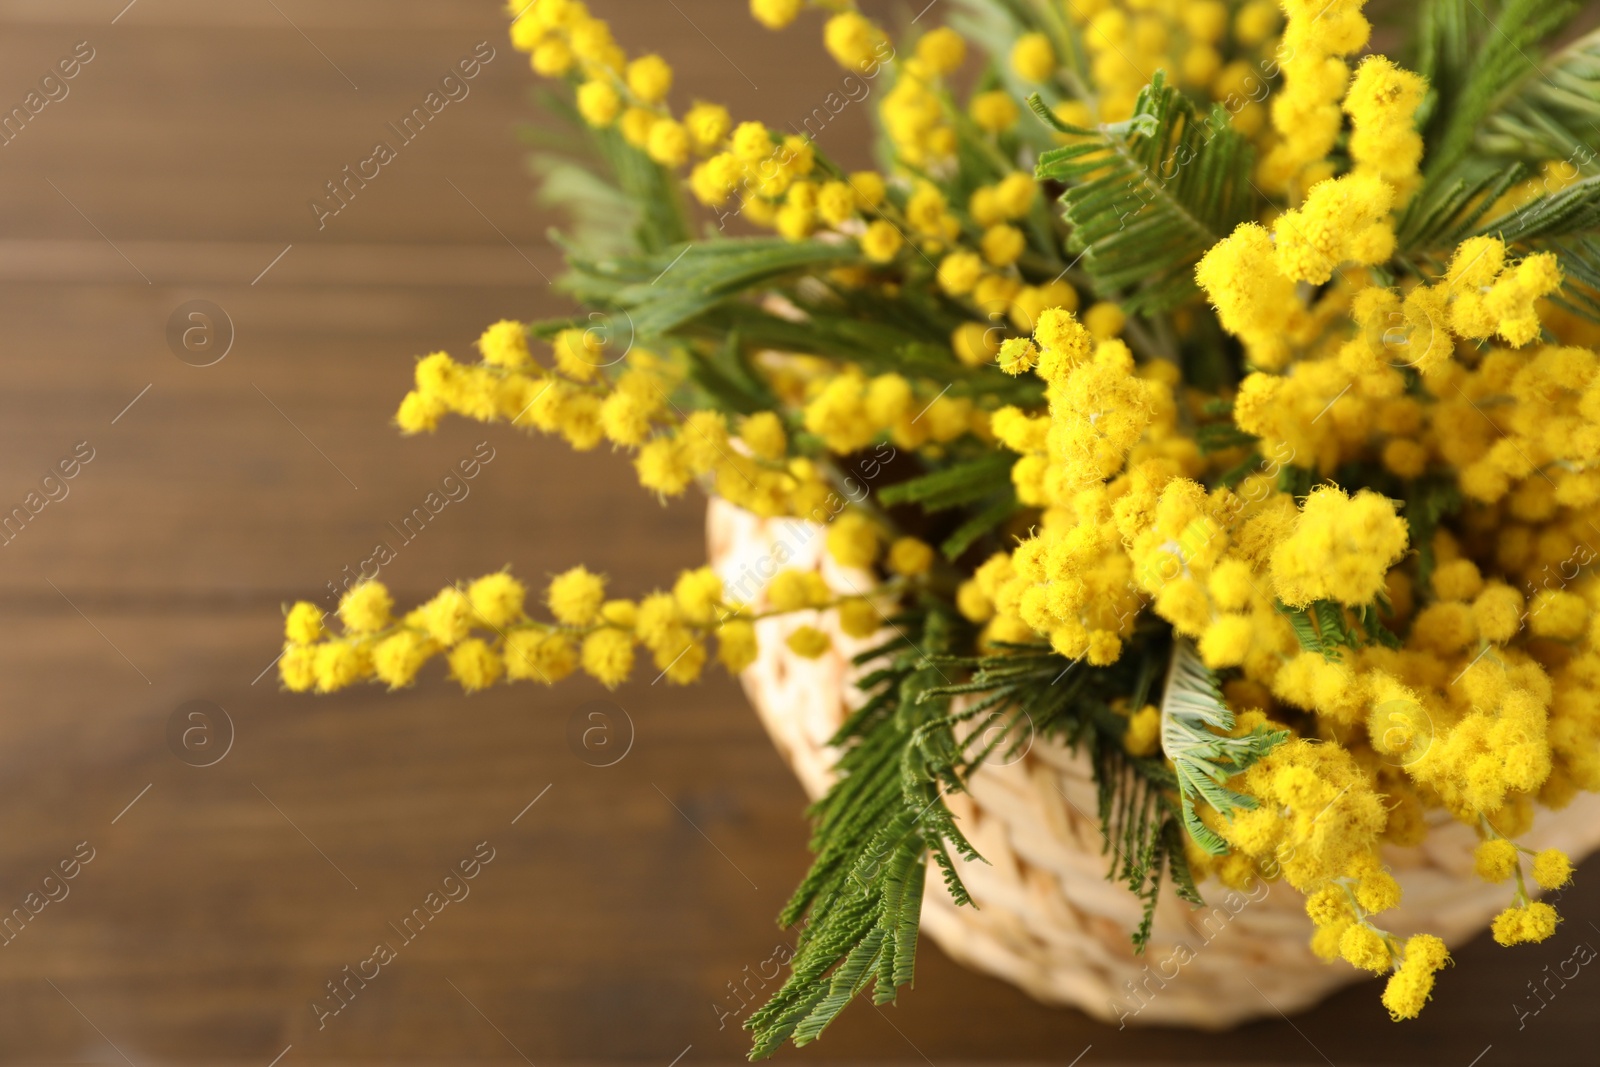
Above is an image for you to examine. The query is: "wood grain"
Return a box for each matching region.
[0,1,1594,1064]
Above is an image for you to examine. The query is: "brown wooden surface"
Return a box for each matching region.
[0,1,1595,1063]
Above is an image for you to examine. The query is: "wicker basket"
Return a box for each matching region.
[707,499,1600,1028]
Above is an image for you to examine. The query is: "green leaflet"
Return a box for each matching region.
[749,622,1218,1056]
[923,638,1206,951]
[693,303,950,373]
[1280,602,1328,658]
[1276,598,1402,659]
[1159,639,1287,856]
[1405,471,1464,589]
[1481,174,1600,244]
[745,613,981,1058]
[1195,421,1259,456]
[1030,71,1257,314]
[1404,0,1597,280]
[562,238,861,340]
[877,453,1017,510]
[527,154,641,260]
[1083,641,1203,950]
[685,329,779,416]
[1419,0,1581,181]
[1545,234,1600,322]
[1473,18,1600,174]
[940,490,1019,560]
[873,451,1023,562]
[1395,163,1528,263]
[1217,451,1265,489]
[520,88,687,257]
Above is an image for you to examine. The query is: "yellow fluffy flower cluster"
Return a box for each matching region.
[970,293,1597,1009]
[513,0,963,254]
[1042,0,1275,123]
[801,368,978,454]
[395,320,841,519]
[1197,168,1409,368]
[1478,834,1572,954]
[959,309,1180,662]
[969,305,1409,685]
[1343,55,1428,199]
[1174,28,1594,1010]
[1261,0,1373,191]
[1216,736,1428,1002]
[281,561,911,695]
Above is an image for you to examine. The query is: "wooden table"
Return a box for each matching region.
[0,1,1592,1063]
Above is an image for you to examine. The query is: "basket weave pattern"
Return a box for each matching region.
[708,499,1600,1027]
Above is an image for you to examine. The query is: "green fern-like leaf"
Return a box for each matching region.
[1395,163,1528,263]
[745,613,982,1059]
[1359,601,1405,650]
[1544,234,1600,321]
[1159,639,1287,856]
[877,453,1017,511]
[1195,421,1259,455]
[749,624,1229,1057]
[939,491,1019,560]
[1419,0,1581,180]
[1405,471,1464,588]
[527,153,641,260]
[1474,20,1600,173]
[685,329,780,416]
[561,238,861,341]
[1279,603,1326,658]
[1278,597,1404,659]
[1084,641,1201,950]
[927,634,1202,953]
[518,88,688,258]
[1030,72,1257,314]
[1480,174,1600,244]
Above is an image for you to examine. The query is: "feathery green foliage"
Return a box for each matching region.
[1475,21,1600,173]
[748,621,1237,1056]
[562,238,862,339]
[877,453,1018,510]
[1417,0,1581,181]
[939,491,1019,560]
[1485,175,1600,244]
[923,634,1204,951]
[1395,163,1529,264]
[1278,598,1402,660]
[1544,233,1600,321]
[1405,472,1464,588]
[1160,639,1288,856]
[875,450,1024,561]
[1195,421,1260,456]
[1030,71,1257,314]
[521,90,682,258]
[745,610,983,1058]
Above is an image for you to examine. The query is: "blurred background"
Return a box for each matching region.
[0,1,1595,1063]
